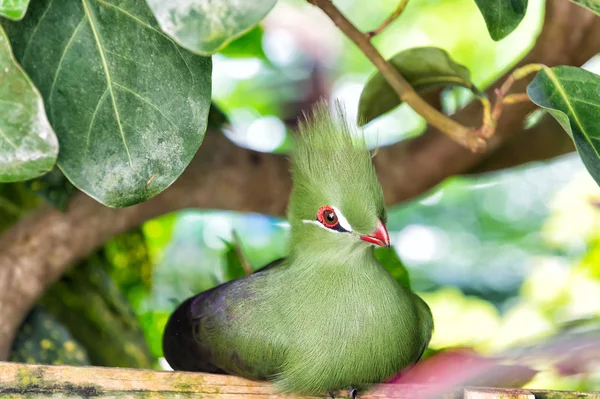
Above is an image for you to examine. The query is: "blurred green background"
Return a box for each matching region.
[4,0,600,392]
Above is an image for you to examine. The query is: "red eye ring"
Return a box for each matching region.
[317,206,339,228]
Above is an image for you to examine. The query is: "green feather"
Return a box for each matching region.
[288,101,386,239]
[163,101,434,395]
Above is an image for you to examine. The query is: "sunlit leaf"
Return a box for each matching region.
[527,66,600,186]
[145,0,277,55]
[222,233,251,281]
[104,228,153,310]
[219,26,267,60]
[358,47,479,126]
[3,0,212,207]
[0,25,58,182]
[374,246,411,290]
[0,0,30,20]
[473,0,528,41]
[569,0,600,15]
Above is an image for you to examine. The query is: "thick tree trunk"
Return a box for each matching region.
[1,0,600,359]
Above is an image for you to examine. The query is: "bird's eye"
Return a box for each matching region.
[317,206,339,228]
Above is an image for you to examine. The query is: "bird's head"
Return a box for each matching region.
[287,101,389,259]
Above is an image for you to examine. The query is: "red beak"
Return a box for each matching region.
[360,219,390,247]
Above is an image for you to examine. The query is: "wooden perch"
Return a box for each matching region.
[0,362,599,399]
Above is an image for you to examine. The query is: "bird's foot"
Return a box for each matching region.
[327,387,358,398]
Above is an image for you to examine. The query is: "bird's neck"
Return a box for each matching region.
[287,235,375,273]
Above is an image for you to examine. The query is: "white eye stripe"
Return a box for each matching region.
[301,205,354,234]
[330,206,352,232]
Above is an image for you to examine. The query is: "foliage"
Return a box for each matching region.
[0,0,30,20]
[0,25,57,182]
[358,47,479,126]
[1,0,212,207]
[145,0,276,55]
[473,0,528,41]
[10,307,90,366]
[39,253,154,368]
[527,66,600,186]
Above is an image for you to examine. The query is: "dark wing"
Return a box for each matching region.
[162,258,285,374]
[252,257,285,273]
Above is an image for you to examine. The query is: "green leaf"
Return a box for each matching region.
[569,0,600,16]
[222,233,251,281]
[41,253,154,368]
[219,26,267,60]
[145,0,277,55]
[374,246,411,290]
[0,0,30,20]
[10,307,90,366]
[473,0,528,41]
[0,25,58,182]
[527,66,600,186]
[358,47,479,126]
[3,0,212,207]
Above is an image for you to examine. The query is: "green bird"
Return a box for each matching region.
[162,102,434,397]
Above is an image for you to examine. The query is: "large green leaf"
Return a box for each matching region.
[145,0,277,55]
[3,0,212,207]
[527,66,600,186]
[569,0,600,15]
[473,0,528,41]
[0,0,30,20]
[0,25,57,182]
[358,47,478,126]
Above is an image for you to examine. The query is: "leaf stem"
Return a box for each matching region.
[232,231,252,276]
[478,63,546,139]
[307,0,485,152]
[367,0,409,38]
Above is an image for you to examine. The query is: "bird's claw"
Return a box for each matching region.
[327,387,357,398]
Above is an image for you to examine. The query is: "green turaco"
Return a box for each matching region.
[162,102,434,397]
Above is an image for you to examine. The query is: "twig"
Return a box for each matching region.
[478,64,545,139]
[307,0,485,152]
[367,0,409,38]
[502,93,531,104]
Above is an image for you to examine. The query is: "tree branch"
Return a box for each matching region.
[307,0,484,151]
[464,115,575,175]
[367,0,409,38]
[0,0,599,360]
[0,361,593,398]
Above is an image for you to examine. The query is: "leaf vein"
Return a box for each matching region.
[113,82,177,128]
[84,87,109,160]
[82,0,134,170]
[21,0,54,65]
[0,126,18,151]
[544,69,600,161]
[49,16,86,102]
